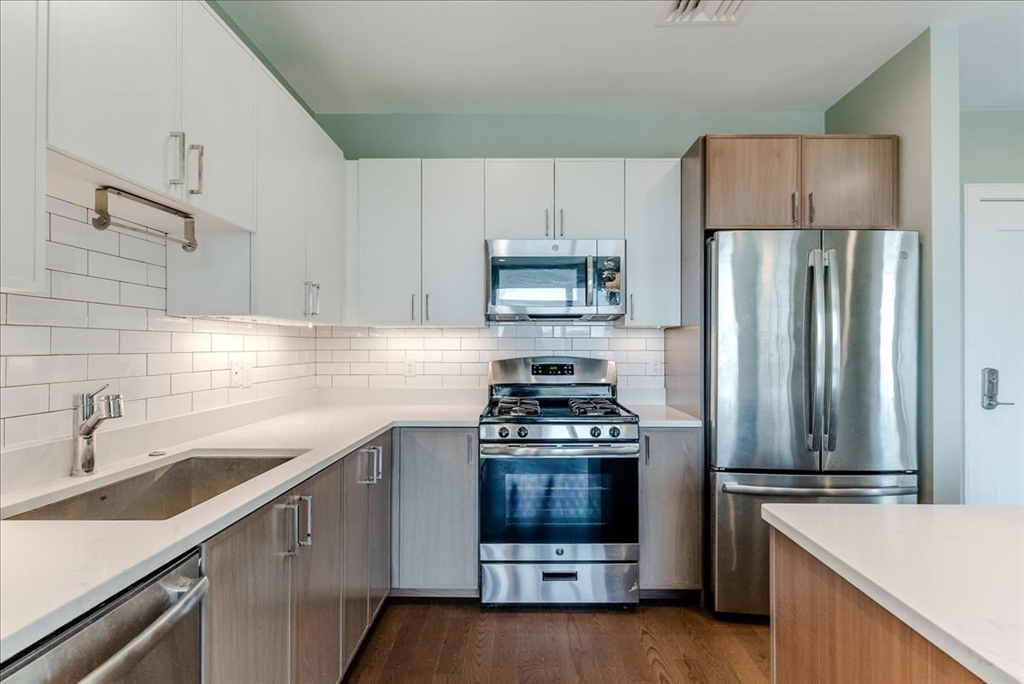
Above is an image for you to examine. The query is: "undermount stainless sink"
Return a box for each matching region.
[9,449,306,521]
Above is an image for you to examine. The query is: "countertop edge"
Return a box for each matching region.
[762,507,1021,684]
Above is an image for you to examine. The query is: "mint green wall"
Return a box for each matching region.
[825,28,962,505]
[961,111,1024,183]
[315,111,824,159]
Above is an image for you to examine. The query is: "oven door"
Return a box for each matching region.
[479,448,639,563]
[486,239,598,320]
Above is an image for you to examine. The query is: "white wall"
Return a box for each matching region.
[825,27,963,503]
[0,197,317,453]
[961,110,1024,184]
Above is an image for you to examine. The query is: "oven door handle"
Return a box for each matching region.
[480,444,640,458]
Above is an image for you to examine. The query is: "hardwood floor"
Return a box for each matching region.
[344,600,770,684]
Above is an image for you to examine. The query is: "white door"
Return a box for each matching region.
[0,0,46,294]
[624,159,681,327]
[305,122,346,324]
[253,68,307,320]
[181,0,256,231]
[964,184,1024,504]
[554,159,625,239]
[48,0,181,196]
[359,160,421,325]
[484,159,554,239]
[422,160,486,326]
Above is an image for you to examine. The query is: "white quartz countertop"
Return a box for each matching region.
[0,402,699,661]
[762,504,1024,684]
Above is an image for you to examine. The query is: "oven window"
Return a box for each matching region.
[480,458,638,545]
[491,258,588,308]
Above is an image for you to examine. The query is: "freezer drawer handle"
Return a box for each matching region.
[542,571,578,582]
[78,575,209,684]
[721,483,918,498]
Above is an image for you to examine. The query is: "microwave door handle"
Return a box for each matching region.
[585,256,594,307]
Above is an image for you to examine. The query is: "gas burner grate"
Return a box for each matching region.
[568,398,623,417]
[495,398,541,417]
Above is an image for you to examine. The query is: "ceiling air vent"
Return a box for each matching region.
[660,0,751,26]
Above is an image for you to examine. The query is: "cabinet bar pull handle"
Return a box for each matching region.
[170,132,186,185]
[808,192,816,225]
[425,294,430,321]
[630,294,635,321]
[282,502,300,556]
[314,283,321,316]
[374,445,383,483]
[644,434,651,465]
[466,434,473,464]
[545,208,550,237]
[411,294,416,321]
[791,191,799,225]
[188,144,205,195]
[559,208,565,236]
[298,495,313,546]
[303,281,313,317]
[357,448,376,484]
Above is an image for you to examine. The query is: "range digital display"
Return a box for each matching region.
[531,364,574,376]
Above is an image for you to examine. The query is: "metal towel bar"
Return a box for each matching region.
[92,186,198,253]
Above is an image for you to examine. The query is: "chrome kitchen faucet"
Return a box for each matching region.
[72,384,125,477]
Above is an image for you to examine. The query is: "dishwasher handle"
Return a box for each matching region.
[721,483,918,498]
[78,576,209,684]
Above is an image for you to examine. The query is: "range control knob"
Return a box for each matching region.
[517,426,529,439]
[590,426,602,438]
[609,427,621,438]
[498,426,510,438]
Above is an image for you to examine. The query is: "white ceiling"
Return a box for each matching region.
[959,10,1024,111]
[219,0,1024,114]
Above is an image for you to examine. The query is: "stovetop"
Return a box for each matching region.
[480,397,638,423]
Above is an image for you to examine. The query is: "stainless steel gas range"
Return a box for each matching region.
[478,356,640,605]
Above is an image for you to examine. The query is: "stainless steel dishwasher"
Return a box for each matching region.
[0,550,206,684]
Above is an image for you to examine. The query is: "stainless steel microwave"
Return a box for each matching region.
[485,240,626,322]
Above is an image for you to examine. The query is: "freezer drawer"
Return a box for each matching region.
[710,471,917,616]
[481,563,639,604]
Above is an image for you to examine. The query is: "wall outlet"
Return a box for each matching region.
[231,360,253,388]
[648,361,663,375]
[404,359,418,377]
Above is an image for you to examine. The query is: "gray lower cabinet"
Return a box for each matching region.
[393,428,479,594]
[639,428,703,590]
[342,431,392,671]
[204,460,344,684]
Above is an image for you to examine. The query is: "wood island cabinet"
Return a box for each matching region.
[705,134,898,230]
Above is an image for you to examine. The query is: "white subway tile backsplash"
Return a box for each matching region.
[211,334,244,352]
[7,295,89,328]
[46,196,89,222]
[0,385,50,418]
[147,393,191,420]
[51,327,119,354]
[119,374,171,400]
[88,354,146,379]
[120,283,165,309]
[147,265,166,288]
[89,303,148,331]
[46,242,89,275]
[49,214,119,255]
[7,356,88,386]
[192,352,230,372]
[119,234,166,266]
[571,338,610,351]
[89,252,148,285]
[5,410,72,447]
[171,372,212,395]
[0,326,51,356]
[147,310,192,332]
[148,353,193,375]
[119,331,171,354]
[172,333,212,353]
[609,338,647,351]
[193,388,228,412]
[49,271,121,305]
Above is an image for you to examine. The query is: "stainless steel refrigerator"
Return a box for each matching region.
[707,229,920,616]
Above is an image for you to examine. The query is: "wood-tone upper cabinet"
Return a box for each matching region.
[705,136,801,228]
[204,493,294,684]
[624,159,681,327]
[484,159,555,239]
[421,160,486,326]
[395,428,479,593]
[0,0,46,294]
[48,0,180,197]
[252,67,308,320]
[639,428,702,590]
[358,159,422,325]
[181,0,256,231]
[554,159,625,239]
[801,136,898,228]
[291,462,344,684]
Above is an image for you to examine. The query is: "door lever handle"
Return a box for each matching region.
[981,367,1015,410]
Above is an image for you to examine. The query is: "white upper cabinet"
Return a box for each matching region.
[48,0,181,196]
[181,0,256,230]
[0,0,47,294]
[252,68,307,320]
[359,160,422,325]
[305,122,346,324]
[422,160,486,326]
[554,159,624,239]
[624,159,681,327]
[484,159,554,239]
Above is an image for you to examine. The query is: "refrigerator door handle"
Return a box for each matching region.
[707,236,719,440]
[823,248,842,452]
[805,249,826,452]
[721,483,919,498]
